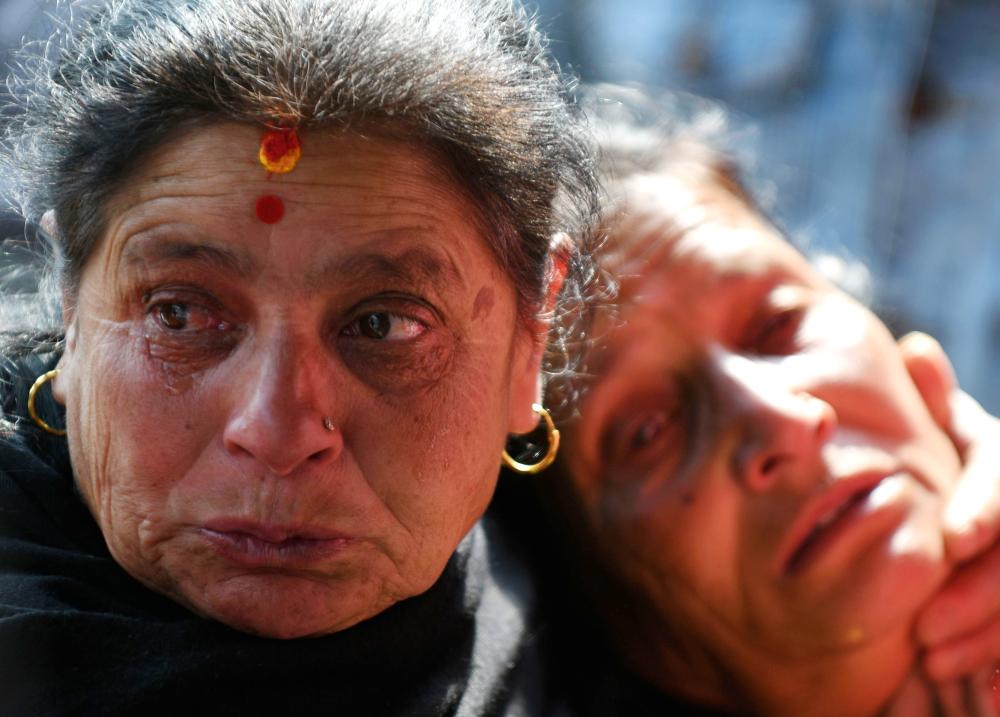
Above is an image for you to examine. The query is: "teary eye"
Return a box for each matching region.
[157,302,189,331]
[145,294,234,335]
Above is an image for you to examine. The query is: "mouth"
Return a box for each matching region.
[200,520,355,568]
[777,472,905,577]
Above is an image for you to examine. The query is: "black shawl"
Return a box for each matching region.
[0,354,548,716]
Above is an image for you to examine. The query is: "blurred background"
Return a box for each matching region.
[2,0,998,412]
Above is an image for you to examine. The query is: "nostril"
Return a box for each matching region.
[761,455,782,475]
[308,448,332,463]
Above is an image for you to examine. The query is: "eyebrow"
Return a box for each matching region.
[121,236,258,278]
[303,244,465,293]
[121,231,468,293]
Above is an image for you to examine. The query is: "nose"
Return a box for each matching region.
[222,332,343,477]
[715,352,836,493]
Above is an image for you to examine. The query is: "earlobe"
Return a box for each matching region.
[507,332,545,434]
[52,300,80,405]
[51,322,76,405]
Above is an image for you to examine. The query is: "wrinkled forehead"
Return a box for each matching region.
[603,172,818,305]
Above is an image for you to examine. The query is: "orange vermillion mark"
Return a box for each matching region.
[255,195,285,224]
[259,127,302,174]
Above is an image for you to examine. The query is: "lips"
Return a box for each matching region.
[201,519,355,568]
[776,471,900,577]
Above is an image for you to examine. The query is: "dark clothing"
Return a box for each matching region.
[0,351,720,716]
[0,355,546,716]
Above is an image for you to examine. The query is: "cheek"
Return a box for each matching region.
[633,479,752,615]
[67,316,212,545]
[345,325,514,550]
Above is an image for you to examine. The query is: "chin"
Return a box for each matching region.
[785,545,947,657]
[192,573,396,639]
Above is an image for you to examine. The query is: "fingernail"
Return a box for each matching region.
[945,518,990,563]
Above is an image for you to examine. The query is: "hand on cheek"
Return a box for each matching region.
[900,332,1000,561]
[883,665,1000,716]
[917,543,1000,681]
[901,332,1000,687]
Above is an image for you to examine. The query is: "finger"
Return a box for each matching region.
[919,544,1000,647]
[924,618,1000,682]
[945,443,1000,563]
[937,679,970,717]
[900,332,1000,562]
[941,389,1000,562]
[899,331,955,432]
[967,668,1000,717]
[882,669,936,717]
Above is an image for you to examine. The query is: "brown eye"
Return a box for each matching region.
[158,303,189,330]
[361,312,391,339]
[343,311,426,341]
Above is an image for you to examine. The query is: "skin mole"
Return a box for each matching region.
[471,286,495,321]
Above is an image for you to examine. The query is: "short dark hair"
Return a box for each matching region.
[1,0,601,358]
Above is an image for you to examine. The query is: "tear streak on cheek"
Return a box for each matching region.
[141,335,197,395]
[471,286,495,322]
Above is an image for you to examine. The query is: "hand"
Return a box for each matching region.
[935,669,1000,717]
[881,668,936,717]
[899,333,1000,682]
[882,667,999,717]
[900,332,1000,561]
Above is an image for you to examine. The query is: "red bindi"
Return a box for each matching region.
[255,194,285,224]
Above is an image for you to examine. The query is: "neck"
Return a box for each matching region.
[632,620,917,717]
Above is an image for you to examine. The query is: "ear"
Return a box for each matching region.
[898,331,955,431]
[506,234,570,434]
[51,320,77,406]
[45,210,75,406]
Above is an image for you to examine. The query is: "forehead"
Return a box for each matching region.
[609,172,818,303]
[112,122,467,215]
[93,122,497,288]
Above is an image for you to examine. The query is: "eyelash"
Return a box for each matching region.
[148,300,233,333]
[143,287,431,340]
[142,285,236,333]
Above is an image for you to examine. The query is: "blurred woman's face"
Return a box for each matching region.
[55,123,542,638]
[562,174,961,668]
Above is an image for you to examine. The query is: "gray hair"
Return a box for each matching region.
[1,0,601,348]
[586,84,871,301]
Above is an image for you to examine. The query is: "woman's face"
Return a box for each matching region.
[562,173,961,666]
[55,123,542,638]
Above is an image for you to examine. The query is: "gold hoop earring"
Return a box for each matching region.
[27,369,67,437]
[501,403,560,475]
